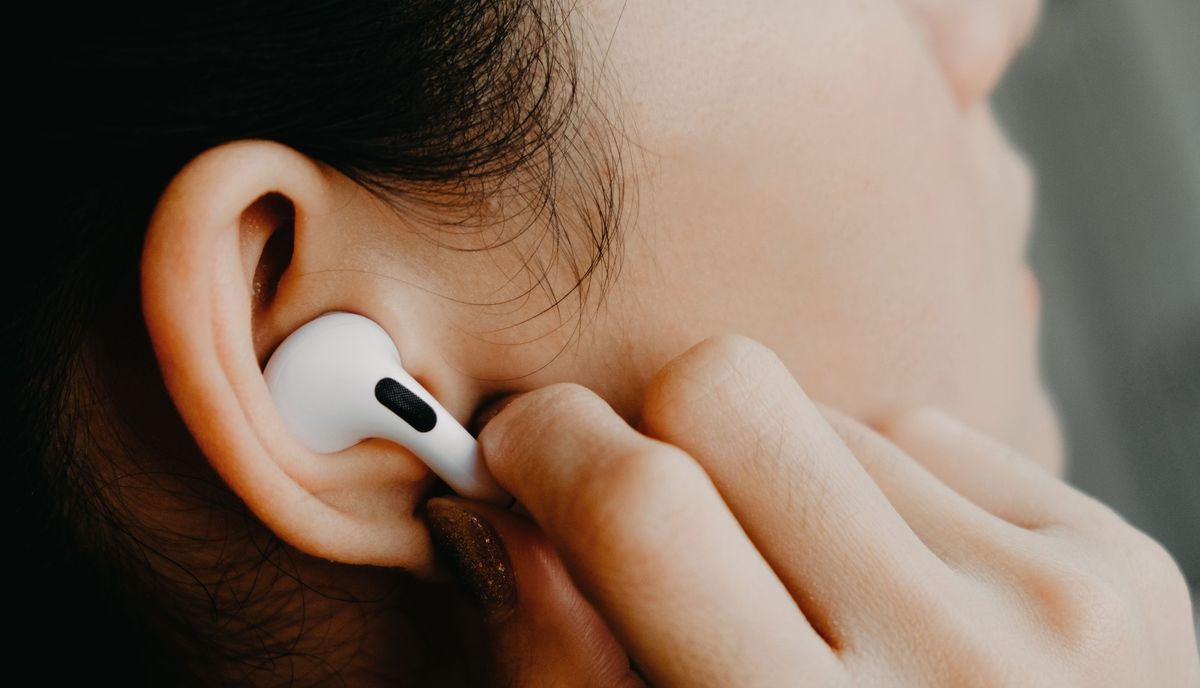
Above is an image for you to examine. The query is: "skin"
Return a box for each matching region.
[460,338,1199,685]
[571,0,1061,477]
[135,0,1198,682]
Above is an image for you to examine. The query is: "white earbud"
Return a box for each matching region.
[263,310,511,506]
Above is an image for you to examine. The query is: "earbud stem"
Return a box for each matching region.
[379,419,511,506]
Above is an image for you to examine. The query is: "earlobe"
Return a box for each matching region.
[140,139,448,576]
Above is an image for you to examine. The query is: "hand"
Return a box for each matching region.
[424,335,1200,686]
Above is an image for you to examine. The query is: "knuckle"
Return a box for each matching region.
[1025,554,1133,655]
[563,441,709,566]
[1067,501,1184,588]
[856,578,1037,686]
[490,381,606,451]
[525,381,607,418]
[1063,492,1127,533]
[642,333,789,438]
[1054,527,1197,677]
[706,332,784,366]
[1069,579,1135,659]
[1121,528,1188,590]
[1022,524,1190,665]
[1071,568,1129,627]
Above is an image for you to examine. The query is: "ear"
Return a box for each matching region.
[141,139,490,576]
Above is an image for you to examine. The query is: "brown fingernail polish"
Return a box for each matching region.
[426,499,516,623]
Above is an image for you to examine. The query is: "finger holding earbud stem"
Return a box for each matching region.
[468,392,525,439]
[264,311,512,506]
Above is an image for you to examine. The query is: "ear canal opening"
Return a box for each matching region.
[246,192,296,319]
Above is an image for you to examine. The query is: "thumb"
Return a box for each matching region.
[424,495,646,687]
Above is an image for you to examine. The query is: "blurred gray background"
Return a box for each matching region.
[993,0,1198,635]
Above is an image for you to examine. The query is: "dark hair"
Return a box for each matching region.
[14,2,628,683]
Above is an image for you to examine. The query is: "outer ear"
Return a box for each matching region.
[141,139,461,576]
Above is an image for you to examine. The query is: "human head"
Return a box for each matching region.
[18,0,1058,682]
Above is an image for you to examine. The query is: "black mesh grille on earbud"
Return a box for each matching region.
[374,378,438,433]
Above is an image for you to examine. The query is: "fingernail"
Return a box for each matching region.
[425,498,516,623]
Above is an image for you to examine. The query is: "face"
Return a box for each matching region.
[410,0,1063,474]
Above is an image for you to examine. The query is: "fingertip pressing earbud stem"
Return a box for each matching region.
[264,311,511,506]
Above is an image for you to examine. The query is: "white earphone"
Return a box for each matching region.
[263,310,512,506]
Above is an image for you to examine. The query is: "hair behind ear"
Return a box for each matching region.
[17,0,625,680]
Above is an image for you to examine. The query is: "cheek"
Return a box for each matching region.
[607,1,1025,424]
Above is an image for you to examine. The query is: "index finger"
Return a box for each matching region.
[475,382,843,687]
